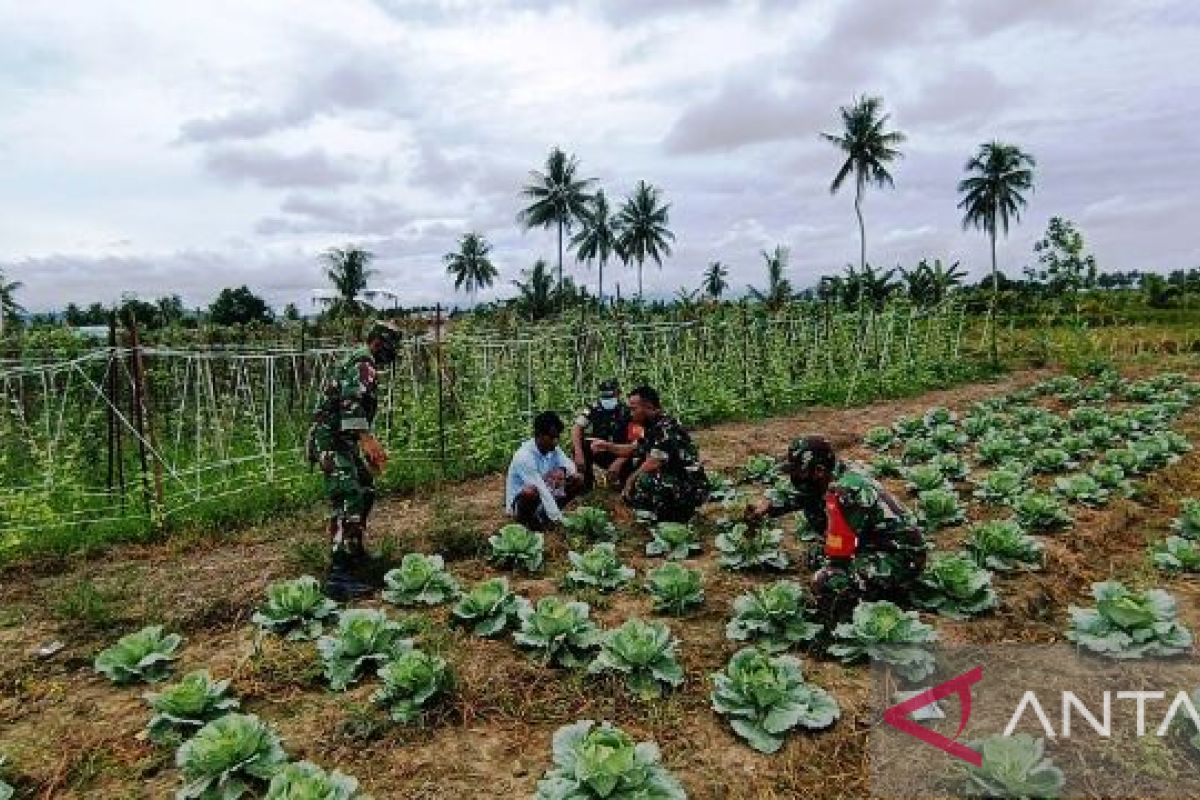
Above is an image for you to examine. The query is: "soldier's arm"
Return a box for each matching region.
[571,411,590,465]
[339,359,379,434]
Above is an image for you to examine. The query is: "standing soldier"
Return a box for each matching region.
[571,378,636,491]
[748,435,928,622]
[308,320,401,599]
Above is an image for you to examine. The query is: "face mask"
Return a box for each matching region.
[599,397,618,410]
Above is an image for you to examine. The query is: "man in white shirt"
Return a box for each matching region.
[505,411,584,530]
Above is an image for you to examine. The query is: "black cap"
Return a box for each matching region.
[599,379,620,398]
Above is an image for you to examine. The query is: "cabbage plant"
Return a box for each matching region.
[264,762,364,800]
[1162,430,1193,455]
[1023,423,1058,445]
[905,464,949,495]
[534,720,685,800]
[175,713,288,800]
[566,543,636,592]
[765,476,801,508]
[251,576,339,641]
[1056,434,1092,459]
[1067,581,1193,659]
[863,426,894,450]
[317,609,412,691]
[1089,463,1133,498]
[966,520,1043,572]
[588,618,684,700]
[915,552,998,619]
[928,424,967,452]
[381,553,459,607]
[562,506,619,542]
[1069,407,1106,429]
[916,488,966,530]
[1131,436,1177,471]
[932,452,970,481]
[514,596,602,669]
[972,468,1026,505]
[740,454,779,484]
[1103,447,1141,474]
[646,522,702,560]
[902,438,938,464]
[645,563,704,616]
[976,434,1020,466]
[451,577,526,637]
[1054,474,1110,508]
[869,455,904,479]
[1173,499,1200,539]
[923,406,956,428]
[1030,447,1075,474]
[1086,424,1116,449]
[715,523,789,570]
[94,625,183,685]
[145,671,239,745]
[726,581,822,653]
[372,648,451,723]
[892,415,926,439]
[829,600,938,682]
[710,648,839,754]
[962,414,997,440]
[1012,492,1073,533]
[1152,537,1200,573]
[488,523,545,572]
[0,758,10,800]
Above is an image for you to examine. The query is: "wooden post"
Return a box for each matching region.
[126,314,153,514]
[434,303,447,479]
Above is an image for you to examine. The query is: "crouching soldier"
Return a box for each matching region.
[615,385,708,523]
[571,378,636,492]
[748,435,927,622]
[308,320,401,600]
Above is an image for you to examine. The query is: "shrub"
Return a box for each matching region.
[372,649,451,723]
[645,564,704,616]
[251,576,339,641]
[94,625,183,685]
[829,601,938,682]
[488,524,545,572]
[514,596,602,669]
[1067,581,1193,659]
[451,577,525,637]
[589,618,684,700]
[565,543,636,592]
[966,521,1043,572]
[381,554,460,607]
[645,522,702,560]
[533,720,685,800]
[726,581,822,653]
[144,671,239,746]
[175,713,288,800]
[318,609,412,691]
[915,552,998,619]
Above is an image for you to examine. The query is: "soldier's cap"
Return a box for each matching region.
[367,319,402,344]
[598,378,620,398]
[786,435,837,473]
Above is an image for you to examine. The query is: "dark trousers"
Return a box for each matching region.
[580,447,633,492]
[513,475,586,531]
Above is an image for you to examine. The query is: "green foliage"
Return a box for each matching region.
[901,438,938,464]
[976,434,1020,466]
[961,734,1064,799]
[928,424,967,452]
[0,757,10,800]
[923,406,957,429]
[451,577,525,637]
[1067,581,1193,659]
[715,523,789,570]
[534,720,686,800]
[208,285,274,327]
[892,416,926,439]
[962,414,998,440]
[972,468,1026,505]
[932,452,970,481]
[645,522,702,560]
[739,454,779,484]
[372,649,451,723]
[514,596,602,669]
[1012,492,1073,533]
[251,576,338,641]
[829,600,938,682]
[1053,474,1109,508]
[710,648,839,754]
[94,625,183,685]
[1173,499,1200,539]
[1089,464,1133,497]
[488,524,545,572]
[863,426,895,450]
[264,761,365,800]
[1102,447,1141,474]
[869,455,904,478]
[1152,537,1200,573]
[566,543,636,592]
[905,464,949,495]
[381,553,460,607]
[1030,448,1075,474]
[966,520,1043,572]
[916,488,966,530]
[562,506,619,542]
[645,563,704,616]
[145,671,239,746]
[589,618,685,700]
[915,552,998,618]
[317,609,412,691]
[175,713,288,800]
[726,581,822,653]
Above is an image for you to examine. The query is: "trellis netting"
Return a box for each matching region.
[0,304,970,557]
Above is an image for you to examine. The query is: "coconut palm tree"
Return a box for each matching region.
[747,246,794,310]
[444,232,498,305]
[0,270,25,336]
[511,259,557,321]
[322,246,376,320]
[822,96,906,271]
[517,147,595,304]
[957,141,1036,363]
[702,261,729,300]
[570,189,621,305]
[616,180,675,300]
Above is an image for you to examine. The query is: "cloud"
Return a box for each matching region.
[202,146,370,188]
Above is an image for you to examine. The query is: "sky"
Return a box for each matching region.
[1,0,1198,313]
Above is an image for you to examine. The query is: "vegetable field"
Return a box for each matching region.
[2,356,1199,798]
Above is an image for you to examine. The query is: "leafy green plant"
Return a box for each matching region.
[976,434,1020,465]
[372,648,451,723]
[892,415,926,439]
[451,577,525,637]
[764,475,801,508]
[175,713,288,800]
[1152,537,1200,573]
[706,473,742,506]
[514,596,602,668]
[929,424,967,452]
[1054,474,1109,508]
[726,581,821,653]
[864,426,895,450]
[739,454,779,484]
[1023,423,1058,445]
[533,720,686,800]
[1089,463,1133,497]
[0,757,11,800]
[917,488,966,530]
[869,455,904,478]
[915,552,998,618]
[264,761,365,800]
[972,468,1026,505]
[488,523,545,572]
[1030,447,1075,474]
[1067,581,1193,659]
[962,414,997,440]
[646,522,702,560]
[901,438,938,464]
[589,618,684,700]
[1069,406,1106,429]
[923,406,956,428]
[562,506,619,542]
[381,553,459,607]
[966,521,1043,572]
[145,671,239,746]
[251,576,338,641]
[932,452,970,481]
[1012,492,1073,533]
[1056,434,1091,459]
[317,609,412,691]
[1131,436,1177,471]
[94,625,183,685]
[1085,424,1116,449]
[1162,430,1193,455]
[566,543,636,592]
[645,563,704,616]
[905,464,949,495]
[829,600,938,682]
[710,648,839,754]
[1172,499,1200,539]
[1103,447,1141,474]
[715,523,789,570]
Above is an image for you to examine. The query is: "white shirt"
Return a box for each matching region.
[505,438,577,522]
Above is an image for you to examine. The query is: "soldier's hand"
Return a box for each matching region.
[589,438,607,455]
[360,433,388,474]
[744,499,770,523]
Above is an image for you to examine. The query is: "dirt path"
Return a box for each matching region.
[3,366,1199,799]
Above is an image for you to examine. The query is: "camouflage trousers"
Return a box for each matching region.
[625,471,708,523]
[808,540,927,623]
[319,447,375,555]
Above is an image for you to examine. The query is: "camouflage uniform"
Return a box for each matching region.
[573,394,634,490]
[625,413,709,523]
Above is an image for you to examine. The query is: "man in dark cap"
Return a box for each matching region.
[748,435,927,621]
[571,378,637,492]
